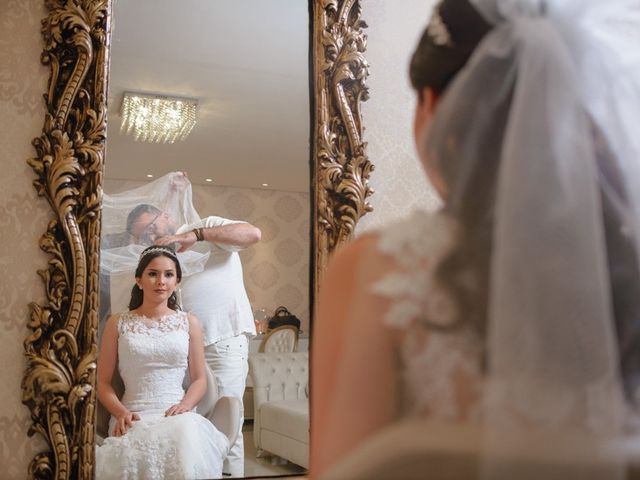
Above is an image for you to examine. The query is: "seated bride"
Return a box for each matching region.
[96,245,228,479]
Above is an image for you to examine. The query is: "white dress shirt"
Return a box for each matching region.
[176,216,256,345]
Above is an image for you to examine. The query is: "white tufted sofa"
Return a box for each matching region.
[248,351,309,468]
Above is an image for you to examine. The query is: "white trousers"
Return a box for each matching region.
[205,334,248,477]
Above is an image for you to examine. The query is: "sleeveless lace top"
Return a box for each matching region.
[97,310,228,480]
[117,310,190,414]
[370,211,483,422]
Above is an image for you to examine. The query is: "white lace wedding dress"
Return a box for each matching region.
[95,311,229,480]
[371,211,484,421]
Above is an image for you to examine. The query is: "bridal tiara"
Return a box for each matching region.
[427,3,454,47]
[139,247,178,261]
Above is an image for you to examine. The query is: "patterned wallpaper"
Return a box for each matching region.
[0,0,52,476]
[105,179,311,334]
[357,0,442,234]
[1,1,432,476]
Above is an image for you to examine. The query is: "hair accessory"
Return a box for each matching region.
[192,227,204,242]
[427,4,454,47]
[139,246,178,261]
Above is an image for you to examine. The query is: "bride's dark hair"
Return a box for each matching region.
[411,0,640,402]
[129,245,183,311]
[409,0,494,339]
[409,0,491,95]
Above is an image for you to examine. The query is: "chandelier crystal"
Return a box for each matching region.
[120,92,198,144]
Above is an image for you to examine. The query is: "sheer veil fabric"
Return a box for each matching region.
[422,0,640,478]
[101,172,209,277]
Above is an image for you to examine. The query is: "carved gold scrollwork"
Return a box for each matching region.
[23,1,110,478]
[313,0,374,281]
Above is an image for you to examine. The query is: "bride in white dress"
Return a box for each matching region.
[312,0,640,478]
[96,245,228,479]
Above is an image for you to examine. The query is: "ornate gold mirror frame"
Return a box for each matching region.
[22,0,372,477]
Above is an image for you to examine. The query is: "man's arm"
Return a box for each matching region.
[200,222,261,248]
[156,219,261,253]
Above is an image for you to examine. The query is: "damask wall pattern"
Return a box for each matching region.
[0,0,52,476]
[105,179,311,334]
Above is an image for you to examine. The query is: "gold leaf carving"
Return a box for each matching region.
[313,0,374,284]
[23,1,110,478]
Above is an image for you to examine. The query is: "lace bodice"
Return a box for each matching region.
[96,310,229,480]
[117,310,190,414]
[371,211,483,422]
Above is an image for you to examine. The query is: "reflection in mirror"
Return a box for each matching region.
[96,1,310,477]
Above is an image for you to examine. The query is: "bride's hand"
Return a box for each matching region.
[112,411,140,437]
[165,402,191,417]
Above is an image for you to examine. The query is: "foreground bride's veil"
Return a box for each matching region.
[424,0,640,478]
[101,172,209,277]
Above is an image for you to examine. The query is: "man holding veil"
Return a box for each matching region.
[101,171,261,477]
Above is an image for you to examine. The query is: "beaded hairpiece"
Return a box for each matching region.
[427,3,454,47]
[139,246,178,261]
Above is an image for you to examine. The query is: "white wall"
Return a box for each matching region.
[358,0,442,234]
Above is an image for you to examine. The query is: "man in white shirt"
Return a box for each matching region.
[127,203,261,477]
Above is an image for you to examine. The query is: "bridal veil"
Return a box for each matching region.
[423,0,640,477]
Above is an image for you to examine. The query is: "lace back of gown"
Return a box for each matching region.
[370,211,483,422]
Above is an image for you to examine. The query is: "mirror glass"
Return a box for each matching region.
[98,0,310,477]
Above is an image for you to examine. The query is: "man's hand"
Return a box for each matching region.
[168,171,189,192]
[155,231,197,252]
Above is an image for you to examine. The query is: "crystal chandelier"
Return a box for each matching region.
[120,92,198,144]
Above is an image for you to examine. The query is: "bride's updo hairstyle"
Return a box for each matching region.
[128,245,183,311]
[409,0,491,95]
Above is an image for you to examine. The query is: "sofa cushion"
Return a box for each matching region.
[259,399,309,444]
[261,430,309,468]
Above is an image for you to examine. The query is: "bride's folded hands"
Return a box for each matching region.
[112,410,140,437]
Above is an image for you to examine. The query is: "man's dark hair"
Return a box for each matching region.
[126,204,161,234]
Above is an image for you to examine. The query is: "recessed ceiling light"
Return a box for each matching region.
[205,178,213,182]
[261,183,269,187]
[146,174,154,178]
